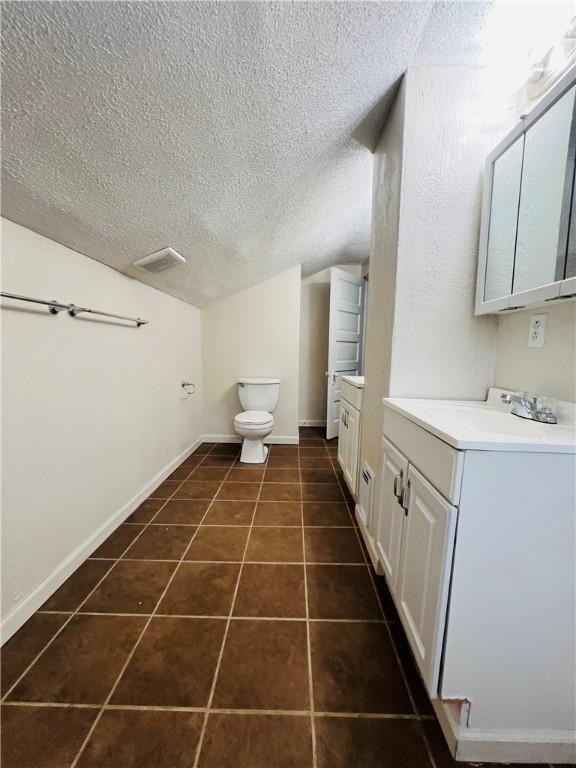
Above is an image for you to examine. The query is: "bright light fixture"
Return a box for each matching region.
[477,0,575,92]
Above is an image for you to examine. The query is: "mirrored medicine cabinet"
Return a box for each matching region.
[476,66,576,314]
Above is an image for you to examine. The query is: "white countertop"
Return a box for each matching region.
[342,375,364,388]
[383,391,576,453]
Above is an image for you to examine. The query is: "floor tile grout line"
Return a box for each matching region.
[0,468,191,705]
[322,438,440,762]
[145,453,223,517]
[7,439,441,763]
[35,611,388,623]
[86,558,371,566]
[300,441,319,768]
[191,444,269,768]
[348,507,420,714]
[2,699,437,720]
[207,481,343,485]
[69,450,240,768]
[345,488,439,768]
[124,523,355,528]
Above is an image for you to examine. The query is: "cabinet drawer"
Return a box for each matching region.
[341,379,363,410]
[382,407,464,504]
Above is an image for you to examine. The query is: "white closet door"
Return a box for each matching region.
[325,268,363,439]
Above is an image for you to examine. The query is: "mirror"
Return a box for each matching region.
[484,136,524,302]
[565,149,576,280]
[513,84,576,294]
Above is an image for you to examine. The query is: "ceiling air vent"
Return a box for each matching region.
[132,247,186,273]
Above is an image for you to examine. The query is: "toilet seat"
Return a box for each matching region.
[234,410,273,428]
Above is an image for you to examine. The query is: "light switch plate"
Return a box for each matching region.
[528,314,547,347]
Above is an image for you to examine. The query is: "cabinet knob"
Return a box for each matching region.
[393,473,403,499]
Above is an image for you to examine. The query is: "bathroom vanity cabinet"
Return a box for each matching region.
[476,66,576,314]
[337,376,364,497]
[377,436,457,695]
[366,394,575,763]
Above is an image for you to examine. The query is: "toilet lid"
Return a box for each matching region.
[235,410,273,426]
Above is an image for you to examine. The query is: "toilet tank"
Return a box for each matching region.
[238,378,280,412]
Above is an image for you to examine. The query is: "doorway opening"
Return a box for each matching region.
[298,264,368,440]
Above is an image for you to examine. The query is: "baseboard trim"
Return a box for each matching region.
[434,700,576,764]
[0,437,203,644]
[298,419,326,427]
[202,434,299,445]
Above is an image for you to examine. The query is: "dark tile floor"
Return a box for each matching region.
[0,427,556,767]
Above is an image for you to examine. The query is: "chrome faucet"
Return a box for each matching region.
[500,392,557,424]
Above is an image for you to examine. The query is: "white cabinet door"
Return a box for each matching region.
[343,403,360,494]
[337,402,348,472]
[376,438,408,591]
[396,465,457,696]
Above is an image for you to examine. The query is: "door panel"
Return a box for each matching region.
[337,402,348,472]
[343,403,360,495]
[513,84,576,293]
[326,268,363,439]
[376,438,409,591]
[396,465,457,696]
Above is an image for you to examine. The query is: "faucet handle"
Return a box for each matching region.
[501,391,528,404]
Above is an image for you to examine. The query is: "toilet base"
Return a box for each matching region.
[240,439,269,464]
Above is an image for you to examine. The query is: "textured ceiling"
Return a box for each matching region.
[1,0,550,306]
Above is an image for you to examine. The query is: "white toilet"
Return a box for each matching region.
[234,378,280,463]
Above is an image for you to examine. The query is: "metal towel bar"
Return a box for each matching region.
[0,291,148,327]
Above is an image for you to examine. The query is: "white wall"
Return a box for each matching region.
[389,66,507,399]
[202,265,301,441]
[361,65,515,485]
[495,302,576,402]
[299,269,330,425]
[299,265,363,426]
[1,219,203,638]
[360,84,406,474]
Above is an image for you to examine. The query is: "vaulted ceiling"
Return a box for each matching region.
[0,1,553,306]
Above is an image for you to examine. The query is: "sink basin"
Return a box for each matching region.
[415,402,564,437]
[384,394,576,453]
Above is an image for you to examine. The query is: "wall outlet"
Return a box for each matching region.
[528,314,547,348]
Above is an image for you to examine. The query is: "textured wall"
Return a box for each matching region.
[1,219,203,636]
[360,85,406,476]
[202,266,301,440]
[360,64,518,481]
[388,66,510,399]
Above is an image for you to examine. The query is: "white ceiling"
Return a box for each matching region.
[1,1,560,306]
